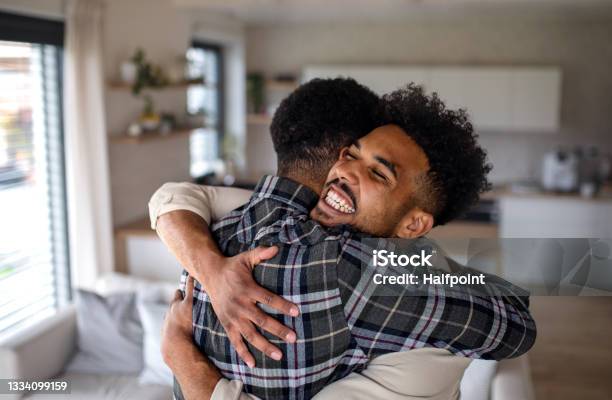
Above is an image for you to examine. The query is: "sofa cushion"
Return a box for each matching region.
[66,290,143,374]
[460,359,498,400]
[23,372,172,400]
[95,272,176,302]
[137,294,174,386]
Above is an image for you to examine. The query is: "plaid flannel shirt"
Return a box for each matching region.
[176,175,536,400]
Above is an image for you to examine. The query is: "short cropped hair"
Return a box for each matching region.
[270,78,381,182]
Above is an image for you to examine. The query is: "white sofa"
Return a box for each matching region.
[0,273,535,400]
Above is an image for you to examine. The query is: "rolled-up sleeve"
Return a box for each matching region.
[148,182,252,230]
[210,349,470,400]
[211,379,260,400]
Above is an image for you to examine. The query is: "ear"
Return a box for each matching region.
[393,208,434,239]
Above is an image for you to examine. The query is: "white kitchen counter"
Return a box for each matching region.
[497,194,612,237]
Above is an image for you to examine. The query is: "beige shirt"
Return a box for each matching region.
[149,182,471,400]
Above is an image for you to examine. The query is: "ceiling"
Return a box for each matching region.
[174,0,612,24]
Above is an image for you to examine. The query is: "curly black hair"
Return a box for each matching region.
[382,84,492,227]
[270,78,382,184]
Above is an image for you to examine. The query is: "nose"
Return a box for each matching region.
[335,159,360,186]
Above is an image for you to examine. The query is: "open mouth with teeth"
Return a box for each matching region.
[324,187,356,214]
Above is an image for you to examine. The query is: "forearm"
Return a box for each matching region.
[464,267,536,359]
[486,288,536,359]
[166,335,258,400]
[452,286,536,359]
[438,257,537,359]
[167,339,221,400]
[454,286,536,359]
[155,210,224,286]
[149,182,253,285]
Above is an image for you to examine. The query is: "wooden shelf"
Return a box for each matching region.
[115,216,155,237]
[109,128,202,144]
[428,221,498,240]
[247,114,272,125]
[107,79,212,91]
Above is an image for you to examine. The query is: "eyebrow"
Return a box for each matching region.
[350,141,397,178]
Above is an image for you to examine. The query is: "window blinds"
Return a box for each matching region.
[0,35,69,335]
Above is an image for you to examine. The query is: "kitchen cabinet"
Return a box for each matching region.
[429,67,513,130]
[429,67,561,132]
[510,69,561,132]
[303,65,561,133]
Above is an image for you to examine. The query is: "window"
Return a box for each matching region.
[0,12,69,335]
[186,41,224,178]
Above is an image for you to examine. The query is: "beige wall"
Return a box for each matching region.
[104,0,192,226]
[245,18,612,183]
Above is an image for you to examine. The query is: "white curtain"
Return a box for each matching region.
[64,0,113,288]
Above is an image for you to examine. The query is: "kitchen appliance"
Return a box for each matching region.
[541,149,579,192]
[579,147,611,197]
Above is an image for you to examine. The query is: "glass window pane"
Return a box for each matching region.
[0,40,69,335]
[187,44,223,178]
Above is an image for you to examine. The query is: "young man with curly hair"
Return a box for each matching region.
[150,80,536,400]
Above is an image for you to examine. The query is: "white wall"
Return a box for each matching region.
[245,18,612,184]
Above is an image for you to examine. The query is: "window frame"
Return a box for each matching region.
[0,11,64,46]
[190,40,225,158]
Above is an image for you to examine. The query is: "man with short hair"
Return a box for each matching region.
[151,81,536,400]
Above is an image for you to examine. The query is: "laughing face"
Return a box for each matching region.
[310,124,432,238]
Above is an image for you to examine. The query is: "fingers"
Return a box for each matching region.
[241,326,283,362]
[184,276,195,302]
[255,287,299,317]
[227,329,256,368]
[245,246,279,268]
[172,289,183,302]
[249,308,296,343]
